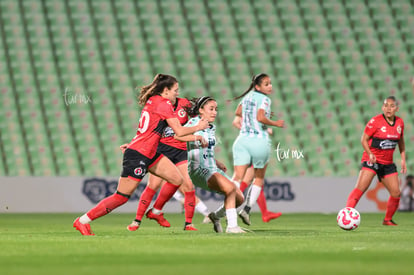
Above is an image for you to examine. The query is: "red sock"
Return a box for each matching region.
[240,181,248,192]
[385,196,400,221]
[87,192,129,221]
[256,188,269,214]
[184,190,196,224]
[346,188,363,208]
[152,182,180,211]
[135,187,156,221]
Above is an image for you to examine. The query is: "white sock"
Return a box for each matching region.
[247,184,262,207]
[195,200,210,216]
[226,208,238,228]
[79,214,91,224]
[233,180,240,188]
[215,204,226,218]
[173,191,184,204]
[152,208,162,214]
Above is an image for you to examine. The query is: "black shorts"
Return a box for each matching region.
[157,143,187,165]
[121,149,162,181]
[361,161,398,181]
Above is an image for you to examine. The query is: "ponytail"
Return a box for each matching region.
[234,73,269,100]
[137,74,178,105]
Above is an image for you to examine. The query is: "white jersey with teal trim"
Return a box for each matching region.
[185,116,217,171]
[239,90,271,139]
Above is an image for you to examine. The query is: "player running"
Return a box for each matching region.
[232,115,282,223]
[73,74,209,235]
[126,96,207,231]
[345,96,406,225]
[231,73,284,226]
[185,96,246,233]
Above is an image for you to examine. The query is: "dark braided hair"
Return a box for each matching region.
[185,96,215,117]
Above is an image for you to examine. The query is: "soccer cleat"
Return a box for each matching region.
[238,209,251,226]
[146,209,171,227]
[184,224,198,231]
[226,226,246,234]
[127,221,140,231]
[262,212,282,223]
[208,212,223,233]
[73,217,94,236]
[382,219,398,226]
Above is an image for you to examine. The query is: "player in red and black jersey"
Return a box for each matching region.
[345,96,406,225]
[126,97,207,231]
[73,74,209,235]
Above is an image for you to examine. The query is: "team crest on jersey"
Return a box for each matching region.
[178,109,186,118]
[397,125,402,134]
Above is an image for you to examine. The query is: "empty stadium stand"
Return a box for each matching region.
[0,0,413,177]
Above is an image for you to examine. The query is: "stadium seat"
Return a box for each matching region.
[1,0,413,177]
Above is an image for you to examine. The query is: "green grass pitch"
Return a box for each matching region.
[1,212,414,275]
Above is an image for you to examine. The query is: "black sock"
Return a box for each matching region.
[244,206,251,214]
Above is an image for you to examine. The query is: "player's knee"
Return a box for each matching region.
[176,177,184,186]
[390,189,401,198]
[224,184,237,196]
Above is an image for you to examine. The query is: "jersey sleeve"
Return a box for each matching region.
[364,117,377,137]
[259,96,271,113]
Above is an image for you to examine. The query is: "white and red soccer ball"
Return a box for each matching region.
[337,207,361,230]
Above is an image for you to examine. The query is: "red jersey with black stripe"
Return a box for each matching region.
[361,114,404,165]
[127,95,176,158]
[160,97,190,150]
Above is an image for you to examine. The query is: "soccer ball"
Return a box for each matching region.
[337,207,361,230]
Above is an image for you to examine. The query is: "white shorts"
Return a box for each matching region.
[189,166,233,192]
[232,135,270,168]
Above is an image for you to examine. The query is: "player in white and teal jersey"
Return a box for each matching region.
[184,96,245,234]
[186,115,222,186]
[233,87,272,168]
[232,73,285,226]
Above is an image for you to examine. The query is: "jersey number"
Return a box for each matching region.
[138,111,150,133]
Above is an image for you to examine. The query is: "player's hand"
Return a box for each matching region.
[401,160,407,174]
[275,120,285,128]
[368,153,376,164]
[120,143,128,153]
[194,135,208,148]
[267,128,273,136]
[216,160,227,172]
[199,137,209,148]
[197,118,210,130]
